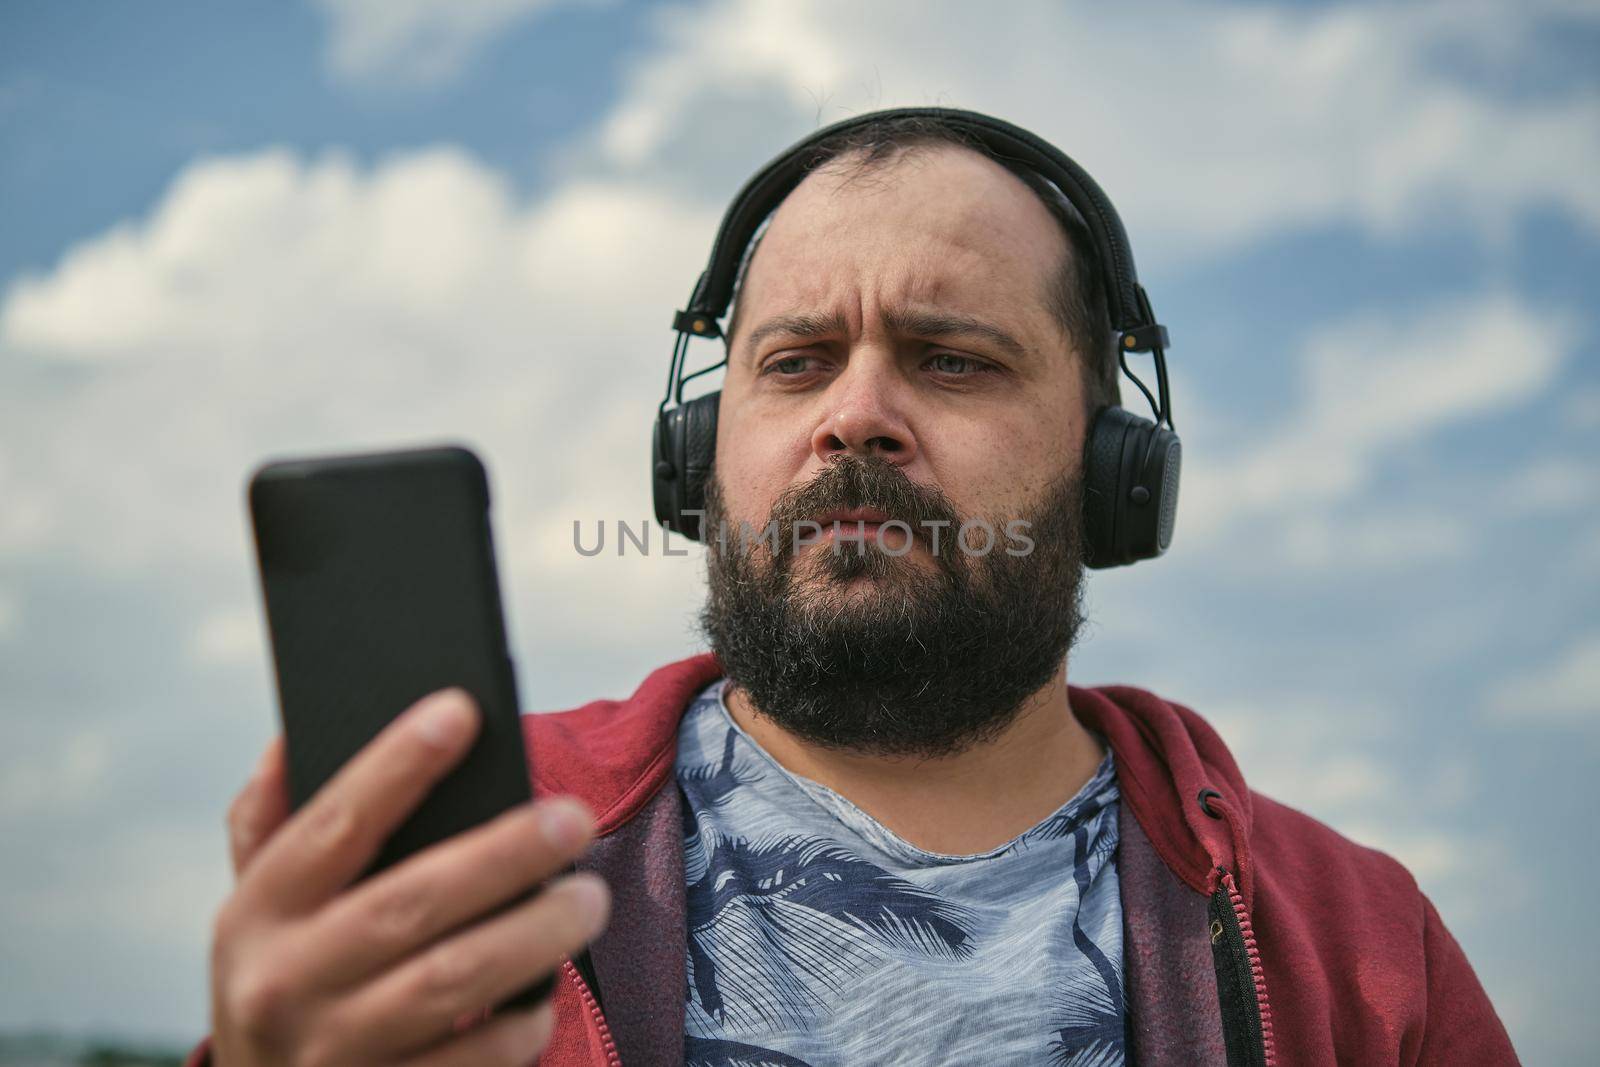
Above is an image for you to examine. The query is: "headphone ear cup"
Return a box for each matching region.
[651,390,720,541]
[1081,405,1128,569]
[1081,405,1181,568]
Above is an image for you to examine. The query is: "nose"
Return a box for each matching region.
[810,356,918,467]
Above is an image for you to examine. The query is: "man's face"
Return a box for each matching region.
[714,144,1088,565]
[699,144,1094,758]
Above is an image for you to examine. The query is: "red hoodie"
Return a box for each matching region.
[187,653,1519,1066]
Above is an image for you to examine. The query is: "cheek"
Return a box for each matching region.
[714,406,810,526]
[927,399,1081,516]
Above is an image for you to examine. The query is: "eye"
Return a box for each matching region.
[761,353,820,377]
[926,352,992,376]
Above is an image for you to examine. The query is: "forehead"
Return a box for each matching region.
[736,143,1069,330]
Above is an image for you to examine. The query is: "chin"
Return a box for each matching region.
[789,547,938,601]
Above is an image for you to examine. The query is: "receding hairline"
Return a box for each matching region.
[718,115,1122,417]
[725,140,1076,346]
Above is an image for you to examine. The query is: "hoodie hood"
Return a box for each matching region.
[524,653,1257,908]
[1070,685,1256,906]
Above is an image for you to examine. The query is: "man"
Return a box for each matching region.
[193,111,1518,1065]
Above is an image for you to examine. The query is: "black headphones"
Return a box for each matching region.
[651,107,1180,569]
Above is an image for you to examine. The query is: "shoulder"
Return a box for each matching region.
[1246,788,1437,982]
[1246,792,1517,1063]
[1248,790,1424,911]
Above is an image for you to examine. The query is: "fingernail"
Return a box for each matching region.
[568,874,610,934]
[539,800,591,850]
[415,688,473,747]
[528,1000,555,1042]
[248,740,278,784]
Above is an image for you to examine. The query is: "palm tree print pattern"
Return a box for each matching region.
[685,1035,815,1067]
[683,799,978,1030]
[676,682,1125,1065]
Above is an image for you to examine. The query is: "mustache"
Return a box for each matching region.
[765,455,966,569]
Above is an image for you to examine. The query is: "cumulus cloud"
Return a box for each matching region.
[1497,458,1600,517]
[1564,386,1600,430]
[311,0,598,87]
[1269,510,1475,571]
[0,728,114,818]
[1200,693,1498,923]
[593,0,1600,259]
[1178,292,1582,546]
[0,141,721,1038]
[3,0,1594,1049]
[188,603,266,669]
[0,145,719,648]
[1486,633,1600,723]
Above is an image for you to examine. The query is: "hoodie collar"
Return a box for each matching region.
[1070,685,1256,906]
[525,653,1256,906]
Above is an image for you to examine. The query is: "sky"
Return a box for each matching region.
[1,0,1597,1061]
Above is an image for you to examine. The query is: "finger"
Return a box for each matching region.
[238,687,481,916]
[296,795,597,991]
[399,1003,555,1067]
[228,737,289,879]
[326,872,608,1057]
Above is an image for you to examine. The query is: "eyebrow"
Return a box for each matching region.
[881,307,1029,361]
[742,307,1029,361]
[743,311,850,355]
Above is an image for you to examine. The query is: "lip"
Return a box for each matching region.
[801,507,913,546]
[812,507,892,526]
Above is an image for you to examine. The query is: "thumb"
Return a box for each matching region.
[226,736,289,879]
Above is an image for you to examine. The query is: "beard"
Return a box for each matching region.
[698,453,1090,760]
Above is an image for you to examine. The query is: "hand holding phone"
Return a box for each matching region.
[209,687,610,1065]
[204,444,610,1064]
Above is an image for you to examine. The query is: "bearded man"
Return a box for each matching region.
[194,110,1517,1067]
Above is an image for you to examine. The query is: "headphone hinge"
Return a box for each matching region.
[672,308,723,338]
[1117,323,1169,353]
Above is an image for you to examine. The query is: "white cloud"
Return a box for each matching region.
[4,3,1596,1048]
[550,0,1600,587]
[1578,522,1600,576]
[0,144,719,644]
[1203,695,1399,807]
[1271,510,1474,571]
[1497,458,1600,517]
[593,0,1600,260]
[0,587,16,641]
[0,728,113,818]
[1486,632,1600,723]
[311,0,597,87]
[1200,693,1496,922]
[189,604,266,668]
[1331,822,1480,896]
[12,820,229,947]
[1179,293,1582,545]
[1563,386,1600,430]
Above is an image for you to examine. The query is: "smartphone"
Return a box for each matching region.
[248,442,552,1008]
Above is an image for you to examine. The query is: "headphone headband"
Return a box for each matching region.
[652,106,1182,566]
[673,107,1168,355]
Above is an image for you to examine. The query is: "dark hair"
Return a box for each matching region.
[726,113,1122,416]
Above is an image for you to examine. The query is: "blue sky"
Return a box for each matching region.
[1,1,1597,1062]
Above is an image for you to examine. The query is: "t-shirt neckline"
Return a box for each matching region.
[708,677,1117,867]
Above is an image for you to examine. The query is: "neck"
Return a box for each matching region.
[722,661,1105,855]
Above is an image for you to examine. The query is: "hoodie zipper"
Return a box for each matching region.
[561,956,621,1067]
[1208,867,1275,1067]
